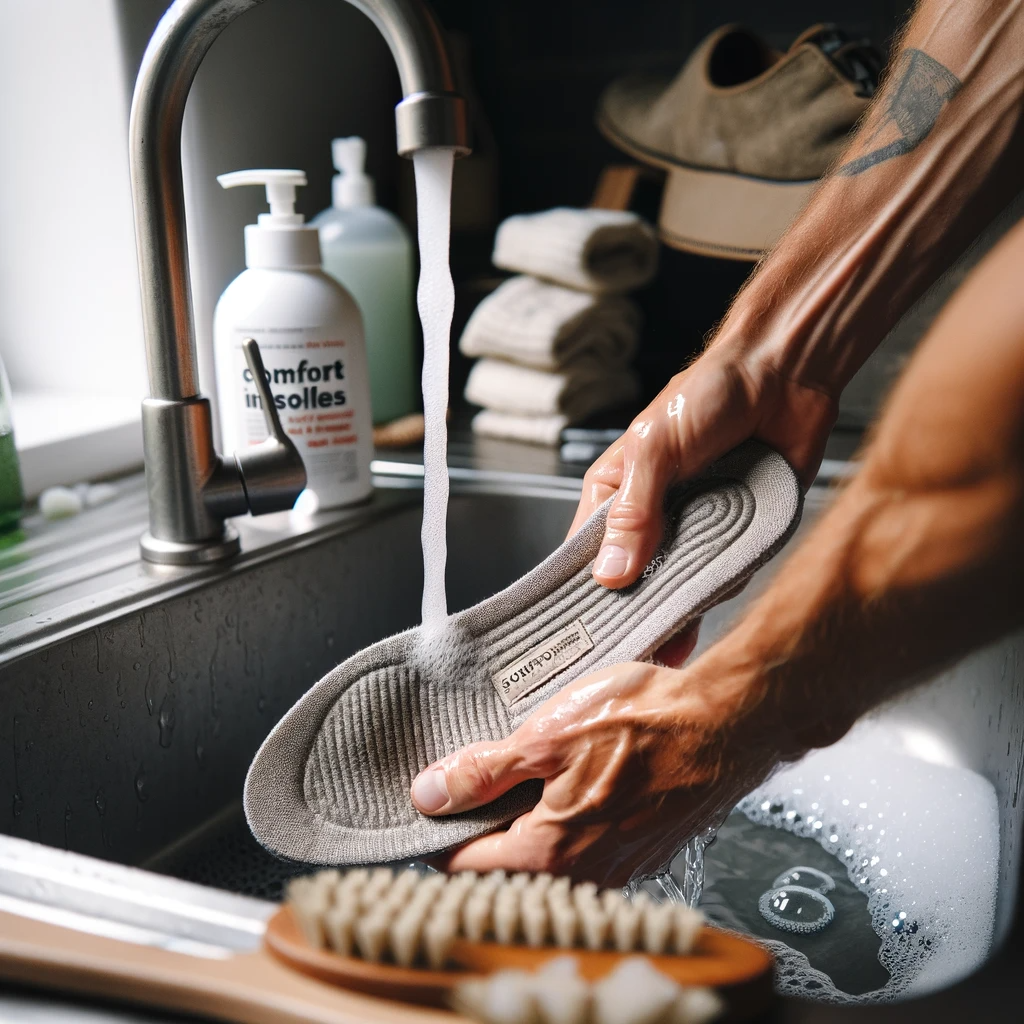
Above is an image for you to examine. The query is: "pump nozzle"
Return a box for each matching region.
[216,168,320,269]
[331,138,375,209]
[217,169,307,226]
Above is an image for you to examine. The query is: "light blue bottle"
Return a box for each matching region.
[312,138,417,426]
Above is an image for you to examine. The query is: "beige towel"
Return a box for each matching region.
[464,358,640,423]
[471,409,568,447]
[492,207,659,294]
[459,275,640,371]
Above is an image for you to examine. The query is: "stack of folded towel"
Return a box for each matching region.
[459,207,659,446]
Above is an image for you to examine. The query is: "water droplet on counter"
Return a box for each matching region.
[772,865,836,894]
[134,767,149,802]
[758,886,835,935]
[12,791,23,818]
[94,789,107,816]
[158,695,175,748]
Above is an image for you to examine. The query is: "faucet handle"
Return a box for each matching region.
[234,338,307,515]
[242,338,288,444]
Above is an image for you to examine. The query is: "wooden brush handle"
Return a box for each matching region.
[0,909,453,1024]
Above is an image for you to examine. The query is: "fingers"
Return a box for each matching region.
[593,424,676,589]
[566,442,624,540]
[411,733,556,816]
[652,618,702,668]
[442,813,557,875]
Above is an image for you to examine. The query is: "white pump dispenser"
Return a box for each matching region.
[331,138,375,209]
[216,169,322,270]
[313,138,417,425]
[213,168,374,511]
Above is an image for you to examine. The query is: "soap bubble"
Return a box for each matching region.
[758,885,835,935]
[772,865,836,895]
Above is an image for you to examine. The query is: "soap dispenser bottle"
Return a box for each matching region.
[213,169,373,511]
[312,138,417,425]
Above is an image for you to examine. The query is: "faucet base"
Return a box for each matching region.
[140,525,241,566]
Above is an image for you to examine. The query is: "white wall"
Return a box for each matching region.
[0,0,403,428]
[0,0,145,399]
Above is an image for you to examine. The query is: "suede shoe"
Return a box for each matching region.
[598,24,881,259]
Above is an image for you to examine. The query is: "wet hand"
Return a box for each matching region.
[572,348,837,589]
[409,644,787,887]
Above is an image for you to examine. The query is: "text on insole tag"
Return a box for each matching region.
[493,619,595,707]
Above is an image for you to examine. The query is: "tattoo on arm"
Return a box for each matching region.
[837,49,961,176]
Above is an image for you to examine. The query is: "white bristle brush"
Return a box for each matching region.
[286,868,705,971]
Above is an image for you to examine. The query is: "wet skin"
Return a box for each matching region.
[413,0,1024,883]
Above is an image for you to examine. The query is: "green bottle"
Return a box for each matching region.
[0,353,24,533]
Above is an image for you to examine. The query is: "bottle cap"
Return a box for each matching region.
[331,138,375,209]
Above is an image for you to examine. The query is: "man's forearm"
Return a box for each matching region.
[714,0,1024,399]
[697,215,1024,760]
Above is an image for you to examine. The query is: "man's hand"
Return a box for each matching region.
[410,637,795,886]
[573,348,836,589]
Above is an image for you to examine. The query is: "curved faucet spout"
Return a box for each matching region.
[128,0,469,565]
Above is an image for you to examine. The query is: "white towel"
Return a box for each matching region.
[464,358,640,424]
[492,207,659,295]
[459,275,641,371]
[472,409,568,447]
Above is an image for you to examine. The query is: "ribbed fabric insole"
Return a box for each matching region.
[303,481,752,832]
[244,442,802,865]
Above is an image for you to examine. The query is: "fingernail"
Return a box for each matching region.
[595,544,628,579]
[412,769,449,812]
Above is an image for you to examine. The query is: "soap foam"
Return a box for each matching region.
[758,885,835,935]
[413,148,456,631]
[409,618,490,693]
[739,722,999,1003]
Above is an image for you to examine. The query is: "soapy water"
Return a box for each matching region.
[696,722,1000,1003]
[700,809,889,997]
[758,885,836,935]
[412,148,456,632]
[631,828,715,909]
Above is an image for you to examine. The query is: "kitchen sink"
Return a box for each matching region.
[1,463,1022,1017]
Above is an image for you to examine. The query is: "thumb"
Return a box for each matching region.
[410,734,550,816]
[594,434,674,589]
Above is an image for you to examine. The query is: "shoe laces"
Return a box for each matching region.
[803,24,884,98]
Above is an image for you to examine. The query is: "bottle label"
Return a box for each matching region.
[231,327,362,486]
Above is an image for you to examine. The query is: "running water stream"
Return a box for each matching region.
[413,149,456,631]
[412,146,707,907]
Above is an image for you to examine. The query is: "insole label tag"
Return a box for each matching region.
[493,619,594,708]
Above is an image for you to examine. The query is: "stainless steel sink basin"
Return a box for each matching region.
[0,469,580,871]
[1,462,1022,1016]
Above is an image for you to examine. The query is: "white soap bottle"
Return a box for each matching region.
[311,138,417,426]
[213,169,373,511]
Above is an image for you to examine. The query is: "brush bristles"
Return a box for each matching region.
[286,869,704,969]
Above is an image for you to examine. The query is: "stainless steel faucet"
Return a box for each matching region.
[129,0,469,565]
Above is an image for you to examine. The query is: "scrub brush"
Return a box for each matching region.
[285,867,705,971]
